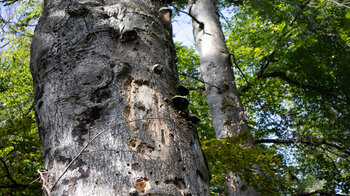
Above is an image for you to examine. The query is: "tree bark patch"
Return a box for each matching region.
[135,178,150,193]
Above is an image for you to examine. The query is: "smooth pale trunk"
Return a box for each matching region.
[188,0,259,195]
[30,0,209,195]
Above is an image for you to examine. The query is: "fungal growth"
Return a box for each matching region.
[159,7,172,31]
[177,85,189,96]
[152,64,163,75]
[188,114,201,124]
[171,96,189,111]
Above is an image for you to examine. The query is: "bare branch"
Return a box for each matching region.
[172,6,204,29]
[0,0,20,6]
[24,101,35,117]
[7,91,24,116]
[38,169,51,195]
[255,138,350,156]
[261,71,350,104]
[180,72,220,90]
[0,41,10,49]
[0,157,18,185]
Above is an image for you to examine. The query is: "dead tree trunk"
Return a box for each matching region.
[30,0,209,195]
[188,0,259,195]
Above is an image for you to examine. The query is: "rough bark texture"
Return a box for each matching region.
[188,0,259,195]
[30,0,209,195]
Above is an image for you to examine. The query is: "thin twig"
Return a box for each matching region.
[38,169,51,195]
[229,53,282,127]
[50,124,119,192]
[293,189,345,196]
[172,5,204,29]
[30,176,41,184]
[0,157,18,185]
[229,53,264,110]
[261,72,350,104]
[7,91,24,116]
[180,72,220,90]
[255,138,350,156]
[24,101,35,117]
[49,117,182,192]
[88,123,91,141]
[239,1,309,92]
[229,53,251,89]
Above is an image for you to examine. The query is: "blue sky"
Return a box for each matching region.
[173,12,195,47]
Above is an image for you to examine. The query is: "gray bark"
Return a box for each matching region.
[188,0,250,140]
[30,0,209,195]
[188,0,259,195]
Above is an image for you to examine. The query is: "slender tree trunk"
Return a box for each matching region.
[188,0,250,140]
[30,0,209,195]
[188,0,259,195]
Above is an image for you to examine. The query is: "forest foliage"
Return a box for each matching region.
[0,0,349,195]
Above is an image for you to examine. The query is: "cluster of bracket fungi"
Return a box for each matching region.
[152,64,200,125]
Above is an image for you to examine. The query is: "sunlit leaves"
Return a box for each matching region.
[0,1,43,195]
[0,34,43,194]
[202,131,295,195]
[0,0,43,37]
[175,40,300,194]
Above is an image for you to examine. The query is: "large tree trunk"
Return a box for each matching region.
[30,0,209,195]
[188,0,259,195]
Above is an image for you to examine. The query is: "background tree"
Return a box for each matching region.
[187,0,259,195]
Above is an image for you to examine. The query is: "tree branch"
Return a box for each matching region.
[239,1,310,93]
[0,157,18,185]
[7,91,24,116]
[230,53,251,89]
[24,101,35,117]
[0,0,20,6]
[180,72,220,90]
[172,6,204,29]
[261,71,350,104]
[255,138,350,156]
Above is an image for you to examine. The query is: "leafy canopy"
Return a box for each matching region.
[0,0,43,195]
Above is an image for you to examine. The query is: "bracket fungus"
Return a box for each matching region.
[177,85,189,96]
[188,114,201,124]
[171,96,189,111]
[152,64,163,75]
